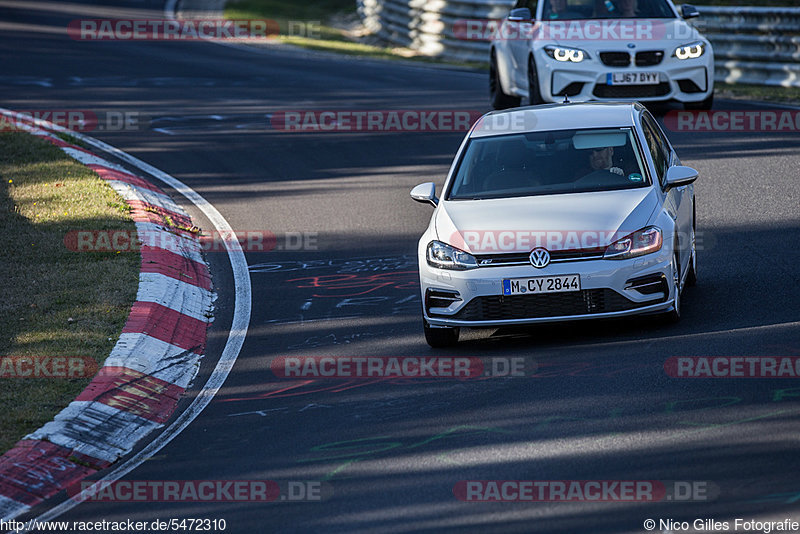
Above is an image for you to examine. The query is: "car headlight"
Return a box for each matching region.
[604,227,662,260]
[674,41,705,60]
[544,45,589,63]
[427,241,478,270]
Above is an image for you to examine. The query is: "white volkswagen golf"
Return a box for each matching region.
[489,0,714,110]
[411,102,697,347]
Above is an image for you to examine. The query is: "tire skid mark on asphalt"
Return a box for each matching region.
[250,255,421,324]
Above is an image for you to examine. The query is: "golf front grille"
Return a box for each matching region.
[438,289,647,321]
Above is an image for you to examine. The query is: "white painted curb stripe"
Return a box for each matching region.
[25,402,162,465]
[0,495,30,522]
[106,333,201,389]
[136,272,213,323]
[134,221,205,265]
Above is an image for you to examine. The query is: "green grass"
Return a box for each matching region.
[225,0,355,21]
[225,0,486,67]
[226,0,354,42]
[0,132,139,454]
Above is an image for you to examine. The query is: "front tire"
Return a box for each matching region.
[424,320,460,348]
[528,55,544,105]
[686,203,697,287]
[663,252,682,323]
[490,51,521,110]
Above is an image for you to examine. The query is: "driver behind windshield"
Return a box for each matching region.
[546,0,641,19]
[593,0,637,18]
[589,146,624,176]
[546,0,582,19]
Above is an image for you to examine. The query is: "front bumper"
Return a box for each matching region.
[533,47,714,104]
[420,250,675,328]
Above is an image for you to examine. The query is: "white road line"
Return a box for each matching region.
[0,107,251,528]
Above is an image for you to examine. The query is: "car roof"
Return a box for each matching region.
[470,102,642,138]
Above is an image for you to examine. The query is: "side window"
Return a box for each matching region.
[641,114,669,185]
[513,0,527,9]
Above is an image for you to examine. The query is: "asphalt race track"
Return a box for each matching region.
[2,1,800,532]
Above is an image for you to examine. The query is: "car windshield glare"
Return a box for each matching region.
[542,0,676,20]
[447,127,649,200]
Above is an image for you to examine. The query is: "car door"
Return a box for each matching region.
[642,112,693,275]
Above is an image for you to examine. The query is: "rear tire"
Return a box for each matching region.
[424,320,460,348]
[490,51,521,110]
[684,93,713,111]
[528,55,544,105]
[686,203,697,286]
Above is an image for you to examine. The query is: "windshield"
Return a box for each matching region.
[542,0,676,20]
[447,127,649,200]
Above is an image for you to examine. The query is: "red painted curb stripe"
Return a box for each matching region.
[0,440,97,506]
[122,302,208,353]
[140,247,212,290]
[87,164,163,193]
[75,367,185,424]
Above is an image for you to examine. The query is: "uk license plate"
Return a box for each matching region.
[502,275,581,296]
[607,72,659,85]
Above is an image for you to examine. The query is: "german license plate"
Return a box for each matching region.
[502,275,581,296]
[607,72,659,85]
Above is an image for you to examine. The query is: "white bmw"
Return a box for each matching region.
[411,102,697,347]
[490,0,714,110]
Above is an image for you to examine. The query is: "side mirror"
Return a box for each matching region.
[410,182,438,207]
[664,166,698,190]
[508,7,533,22]
[681,4,700,19]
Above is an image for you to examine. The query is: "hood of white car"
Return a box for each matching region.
[535,18,701,48]
[435,187,660,254]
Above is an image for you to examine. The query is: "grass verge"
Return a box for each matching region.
[0,131,138,454]
[224,0,485,67]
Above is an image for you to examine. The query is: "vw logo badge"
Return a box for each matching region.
[530,248,551,268]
